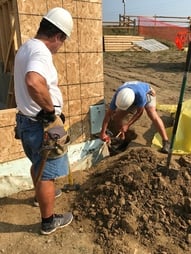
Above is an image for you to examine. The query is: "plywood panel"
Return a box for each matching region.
[57,20,79,53]
[78,19,103,52]
[0,126,24,163]
[59,85,68,101]
[59,85,69,118]
[46,0,63,10]
[68,99,82,116]
[19,14,41,43]
[0,108,16,127]
[63,102,69,118]
[0,150,25,163]
[55,0,77,18]
[0,109,25,162]
[57,41,66,53]
[81,96,104,114]
[17,0,47,14]
[68,84,81,100]
[81,82,104,98]
[79,52,103,83]
[77,1,102,19]
[88,0,102,3]
[64,19,79,53]
[53,53,67,85]
[65,53,80,84]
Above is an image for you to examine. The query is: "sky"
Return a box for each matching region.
[102,0,191,21]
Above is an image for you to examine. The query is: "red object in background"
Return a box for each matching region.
[175,31,188,50]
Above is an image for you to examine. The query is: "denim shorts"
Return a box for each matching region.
[145,87,156,108]
[16,113,68,180]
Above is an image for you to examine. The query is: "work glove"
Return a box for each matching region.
[36,109,56,125]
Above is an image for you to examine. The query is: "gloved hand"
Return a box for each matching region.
[36,109,56,124]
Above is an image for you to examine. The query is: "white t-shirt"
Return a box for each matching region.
[14,38,63,116]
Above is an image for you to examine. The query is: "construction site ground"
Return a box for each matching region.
[1,47,191,254]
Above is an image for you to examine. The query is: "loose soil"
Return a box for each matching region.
[1,47,191,254]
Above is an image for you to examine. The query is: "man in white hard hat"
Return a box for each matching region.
[14,7,73,235]
[100,81,170,153]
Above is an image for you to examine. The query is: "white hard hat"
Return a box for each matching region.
[116,88,135,110]
[44,7,73,38]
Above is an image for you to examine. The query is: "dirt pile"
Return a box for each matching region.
[73,148,191,254]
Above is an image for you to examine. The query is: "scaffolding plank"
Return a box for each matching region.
[103,35,145,52]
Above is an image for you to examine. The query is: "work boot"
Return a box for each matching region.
[33,189,62,207]
[41,212,73,235]
[160,140,170,154]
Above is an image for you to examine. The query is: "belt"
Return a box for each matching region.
[18,111,37,121]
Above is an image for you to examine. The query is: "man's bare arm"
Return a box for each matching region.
[25,71,54,112]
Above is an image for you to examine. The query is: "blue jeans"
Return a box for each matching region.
[16,113,68,180]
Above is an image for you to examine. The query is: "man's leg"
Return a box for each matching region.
[31,165,55,223]
[30,165,36,187]
[145,106,168,141]
[31,165,62,207]
[32,163,55,217]
[36,178,73,235]
[36,180,55,218]
[145,106,169,153]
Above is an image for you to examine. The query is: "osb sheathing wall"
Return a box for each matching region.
[0,0,104,163]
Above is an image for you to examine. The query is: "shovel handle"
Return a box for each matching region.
[115,132,122,138]
[35,150,50,184]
